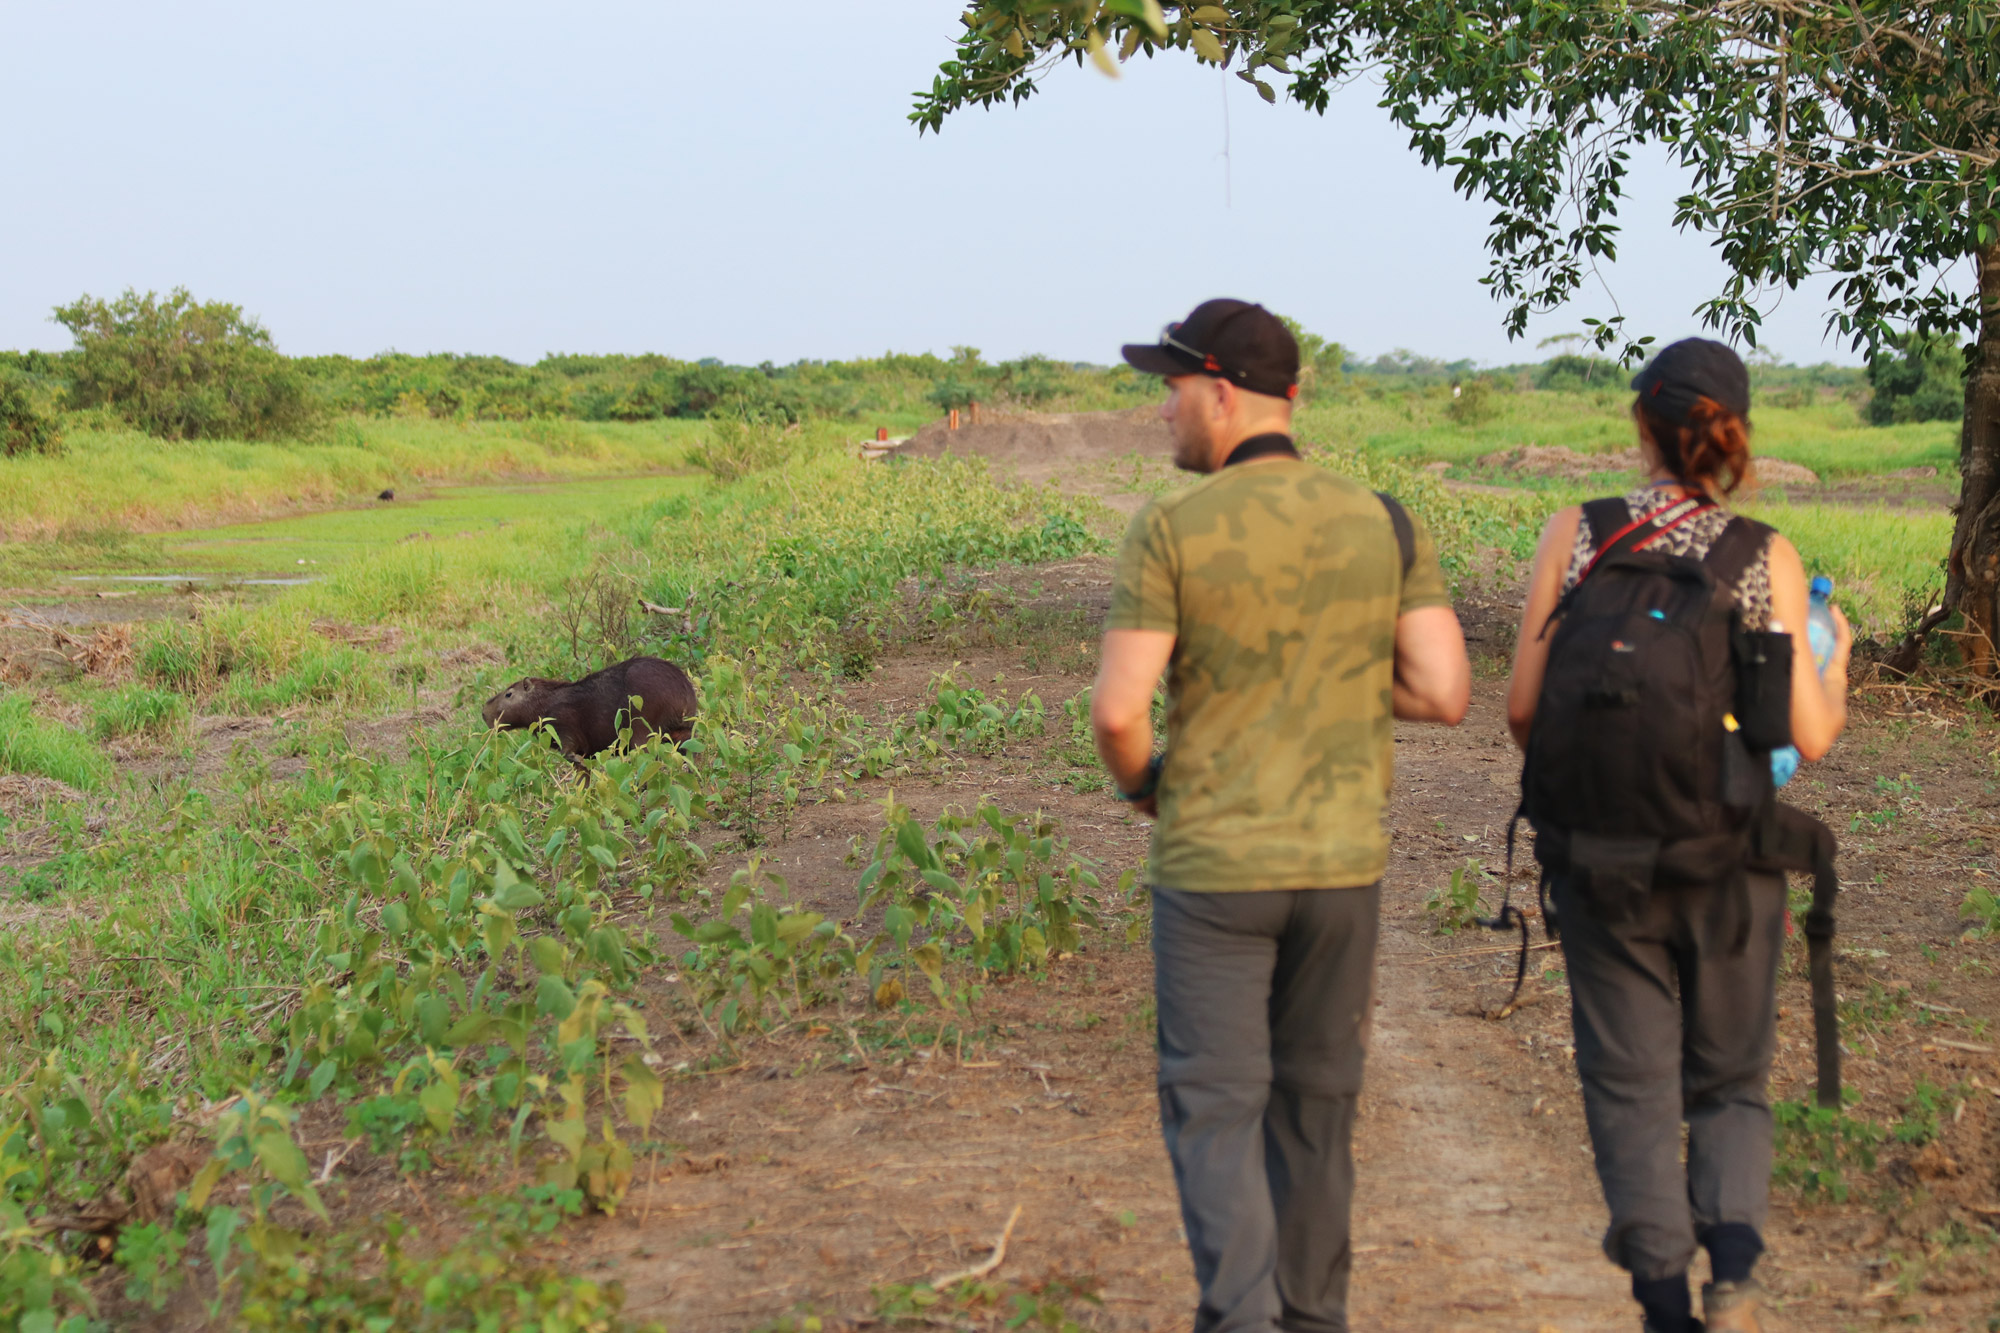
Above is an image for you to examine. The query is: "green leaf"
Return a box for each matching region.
[536,976,578,1020]
[417,994,451,1048]
[492,878,544,912]
[1104,0,1166,39]
[894,818,939,872]
[1190,28,1226,63]
[1191,5,1230,23]
[774,912,823,944]
[529,935,568,976]
[186,1156,226,1211]
[622,1056,664,1133]
[419,1075,459,1134]
[546,1114,587,1162]
[380,901,411,937]
[443,1012,492,1047]
[253,1130,329,1221]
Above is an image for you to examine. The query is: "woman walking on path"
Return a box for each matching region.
[1504,340,1853,1333]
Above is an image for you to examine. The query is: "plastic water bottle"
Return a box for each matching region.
[1806,576,1837,675]
[1770,577,1836,788]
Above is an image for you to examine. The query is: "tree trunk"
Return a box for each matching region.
[1941,243,2000,676]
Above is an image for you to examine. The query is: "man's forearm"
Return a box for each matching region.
[1093,716,1155,795]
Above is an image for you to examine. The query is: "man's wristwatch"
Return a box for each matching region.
[1118,754,1165,804]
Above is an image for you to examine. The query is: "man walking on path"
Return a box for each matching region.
[1092,300,1471,1333]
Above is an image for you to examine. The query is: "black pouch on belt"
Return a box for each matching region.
[1566,831,1660,925]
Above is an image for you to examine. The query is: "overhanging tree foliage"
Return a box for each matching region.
[917,1,2000,671]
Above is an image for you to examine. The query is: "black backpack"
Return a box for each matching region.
[1524,494,1777,905]
[1488,493,1846,1108]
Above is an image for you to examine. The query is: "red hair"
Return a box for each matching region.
[1634,395,1753,497]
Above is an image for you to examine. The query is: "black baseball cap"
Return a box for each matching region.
[1630,338,1751,424]
[1122,299,1300,400]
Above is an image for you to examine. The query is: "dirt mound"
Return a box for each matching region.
[894,408,1173,487]
[1477,444,1644,479]
[1477,444,1822,489]
[1753,457,1821,486]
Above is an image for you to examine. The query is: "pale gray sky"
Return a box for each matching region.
[2,2,1875,367]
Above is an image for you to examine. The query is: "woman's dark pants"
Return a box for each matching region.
[1551,870,1787,1282]
[1151,883,1379,1333]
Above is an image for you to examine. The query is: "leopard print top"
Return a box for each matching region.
[1559,486,1774,630]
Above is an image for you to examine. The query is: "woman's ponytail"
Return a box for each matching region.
[1635,395,1753,497]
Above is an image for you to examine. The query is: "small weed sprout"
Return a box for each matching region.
[1425,859,1492,935]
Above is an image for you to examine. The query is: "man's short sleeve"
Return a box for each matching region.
[1398,508,1450,615]
[1106,502,1179,634]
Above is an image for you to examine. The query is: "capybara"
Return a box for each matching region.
[481,656,697,758]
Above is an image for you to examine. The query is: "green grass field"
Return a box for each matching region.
[1298,385,1959,479]
[0,415,706,545]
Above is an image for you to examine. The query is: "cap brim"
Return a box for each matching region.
[1122,343,1200,377]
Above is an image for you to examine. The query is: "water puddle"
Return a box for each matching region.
[68,574,320,587]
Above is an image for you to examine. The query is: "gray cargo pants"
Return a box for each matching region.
[1551,869,1787,1280]
[1151,883,1379,1333]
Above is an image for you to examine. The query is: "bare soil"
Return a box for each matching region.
[893,410,1178,517]
[520,657,1995,1333]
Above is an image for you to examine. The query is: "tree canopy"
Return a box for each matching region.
[917,1,1997,359]
[918,1,2000,671]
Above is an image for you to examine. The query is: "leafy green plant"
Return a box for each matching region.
[1424,859,1491,935]
[1773,1098,1885,1201]
[687,416,793,483]
[113,1221,187,1310]
[0,369,63,458]
[1962,881,2000,936]
[857,797,1104,980]
[1893,1080,1965,1147]
[1445,379,1498,425]
[229,1186,655,1332]
[1868,333,1966,426]
[53,287,324,442]
[671,858,858,1043]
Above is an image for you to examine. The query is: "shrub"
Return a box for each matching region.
[90,685,189,740]
[0,369,63,457]
[1533,354,1617,392]
[1446,379,1498,426]
[686,417,793,483]
[1866,333,1964,425]
[52,287,324,441]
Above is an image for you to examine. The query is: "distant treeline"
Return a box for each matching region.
[0,287,1961,457]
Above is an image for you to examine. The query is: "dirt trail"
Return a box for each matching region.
[575,687,1639,1332]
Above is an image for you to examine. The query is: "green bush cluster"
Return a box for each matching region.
[53,289,324,442]
[0,367,63,458]
[1867,333,1965,425]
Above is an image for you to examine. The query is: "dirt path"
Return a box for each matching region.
[552,640,2000,1331]
[565,687,1642,1331]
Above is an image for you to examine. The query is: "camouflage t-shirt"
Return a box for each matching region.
[1107,456,1449,892]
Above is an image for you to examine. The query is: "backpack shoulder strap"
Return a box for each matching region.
[1571,493,1717,591]
[1375,491,1416,581]
[1581,496,1631,548]
[1701,514,1776,595]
